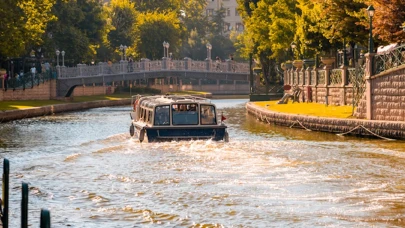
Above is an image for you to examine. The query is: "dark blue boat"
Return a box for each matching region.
[129,95,229,142]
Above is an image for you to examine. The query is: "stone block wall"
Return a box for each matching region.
[0,80,56,101]
[72,85,115,96]
[355,66,405,121]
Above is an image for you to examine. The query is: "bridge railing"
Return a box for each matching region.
[57,59,250,78]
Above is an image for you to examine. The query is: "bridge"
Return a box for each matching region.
[56,58,252,97]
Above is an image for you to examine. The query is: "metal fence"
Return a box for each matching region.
[374,44,405,75]
[57,59,250,78]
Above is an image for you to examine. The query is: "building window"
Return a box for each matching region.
[224,23,231,32]
[236,23,244,31]
[235,9,239,16]
[226,8,231,16]
[206,9,214,16]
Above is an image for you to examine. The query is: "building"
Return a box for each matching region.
[205,0,244,35]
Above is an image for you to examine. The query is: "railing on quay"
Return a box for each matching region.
[57,58,251,79]
[283,65,366,88]
[2,70,56,91]
[374,44,405,75]
[1,158,51,228]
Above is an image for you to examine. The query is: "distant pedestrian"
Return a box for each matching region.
[3,73,8,90]
[31,65,36,77]
[44,61,50,76]
[107,60,112,73]
[215,56,221,71]
[128,58,133,72]
[31,64,36,84]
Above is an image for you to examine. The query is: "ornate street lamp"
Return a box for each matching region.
[55,50,60,66]
[123,45,128,61]
[162,41,167,57]
[206,42,212,60]
[290,41,297,59]
[165,42,170,58]
[367,5,375,53]
[119,44,124,61]
[61,51,65,67]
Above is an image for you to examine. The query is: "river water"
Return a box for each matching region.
[1,99,405,227]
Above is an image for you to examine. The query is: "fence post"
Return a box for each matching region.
[2,158,9,228]
[40,209,51,228]
[21,182,28,228]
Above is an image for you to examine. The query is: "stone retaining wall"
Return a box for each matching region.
[355,65,405,121]
[0,80,57,100]
[246,102,405,140]
[0,99,131,123]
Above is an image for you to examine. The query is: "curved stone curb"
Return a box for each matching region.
[0,99,131,123]
[246,102,405,140]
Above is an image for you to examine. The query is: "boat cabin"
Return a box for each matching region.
[129,95,228,142]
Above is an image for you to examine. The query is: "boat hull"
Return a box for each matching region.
[134,125,227,142]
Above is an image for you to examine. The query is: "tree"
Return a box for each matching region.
[132,0,181,12]
[43,0,106,65]
[105,0,137,60]
[135,11,184,60]
[315,0,369,51]
[370,0,405,44]
[178,0,210,59]
[0,0,55,60]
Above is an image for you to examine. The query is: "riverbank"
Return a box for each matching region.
[0,92,244,123]
[246,102,405,140]
[0,99,131,123]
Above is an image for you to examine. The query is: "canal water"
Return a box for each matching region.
[1,99,405,227]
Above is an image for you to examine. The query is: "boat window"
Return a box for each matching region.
[172,103,198,125]
[148,110,152,124]
[154,105,170,126]
[200,105,217,125]
[141,108,146,121]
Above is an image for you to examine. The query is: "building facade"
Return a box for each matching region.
[205,0,244,35]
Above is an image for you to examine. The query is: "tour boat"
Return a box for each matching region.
[129,95,229,142]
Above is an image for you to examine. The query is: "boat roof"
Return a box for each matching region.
[135,95,212,108]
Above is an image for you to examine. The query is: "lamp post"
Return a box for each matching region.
[61,51,65,67]
[119,44,124,61]
[367,5,375,53]
[163,41,167,57]
[206,42,212,60]
[162,41,170,58]
[290,41,297,59]
[123,45,128,61]
[55,50,60,66]
[165,42,169,58]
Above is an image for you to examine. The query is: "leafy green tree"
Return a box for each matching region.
[236,0,283,85]
[316,0,369,51]
[178,0,210,59]
[0,0,55,60]
[268,0,298,60]
[132,0,181,12]
[44,0,106,65]
[206,7,236,59]
[105,0,137,60]
[135,11,184,60]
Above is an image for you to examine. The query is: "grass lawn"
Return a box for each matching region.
[0,93,132,111]
[255,100,354,119]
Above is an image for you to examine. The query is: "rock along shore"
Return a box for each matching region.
[0,99,132,123]
[246,102,405,140]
